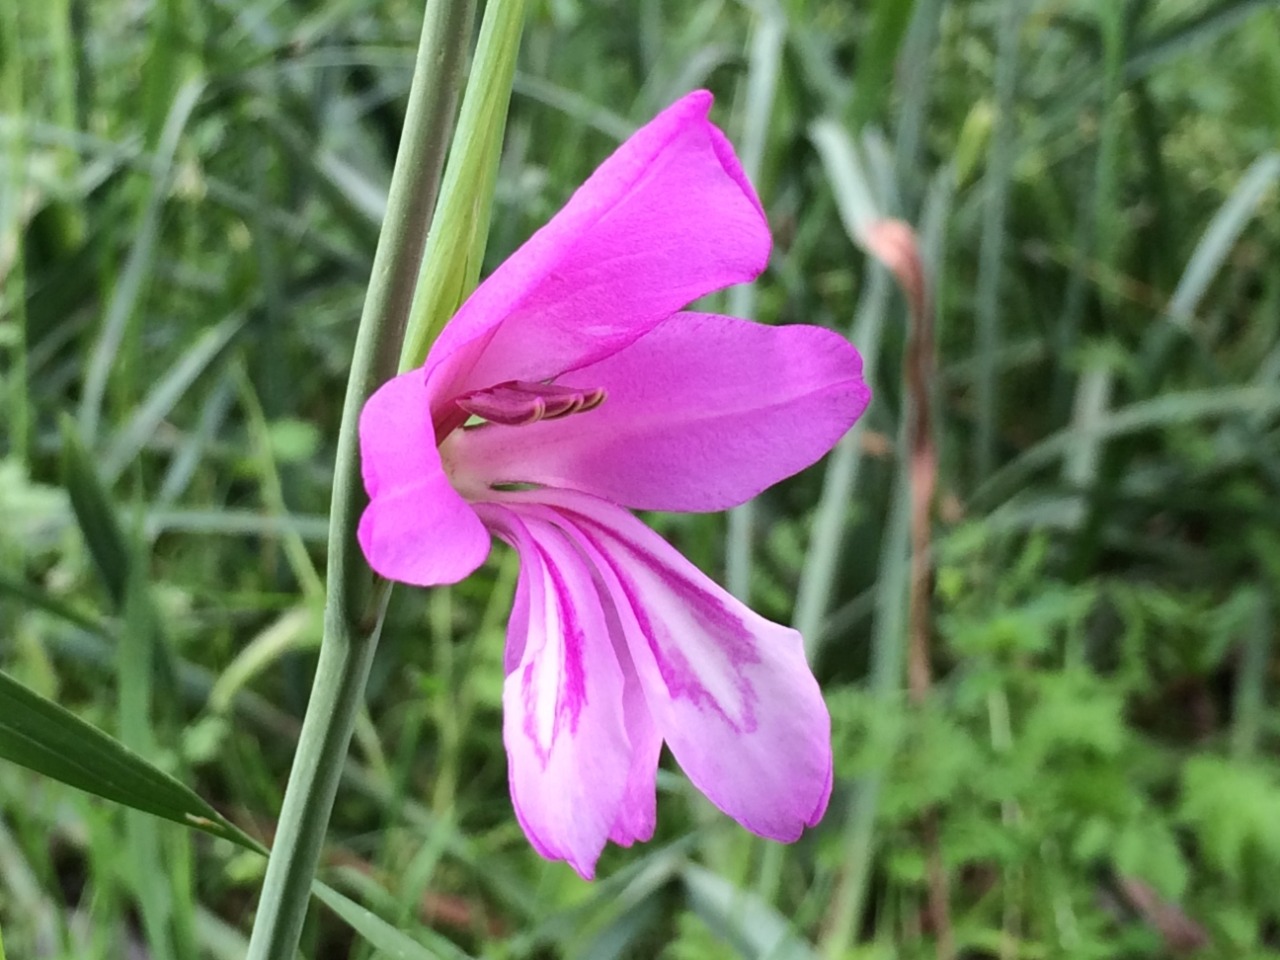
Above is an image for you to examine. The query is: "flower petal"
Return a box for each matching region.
[424,90,770,414]
[452,312,870,511]
[605,634,661,847]
[479,505,634,879]
[524,490,832,841]
[357,370,490,585]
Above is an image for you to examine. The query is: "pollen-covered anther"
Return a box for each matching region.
[456,380,607,427]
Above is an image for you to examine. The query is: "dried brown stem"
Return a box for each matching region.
[864,219,954,960]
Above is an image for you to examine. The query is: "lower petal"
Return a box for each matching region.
[607,655,661,847]
[537,491,832,841]
[480,505,634,878]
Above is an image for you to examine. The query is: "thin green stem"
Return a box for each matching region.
[243,2,475,957]
[400,0,528,369]
[974,0,1028,482]
[725,6,783,604]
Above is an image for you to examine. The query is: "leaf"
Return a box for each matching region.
[1179,755,1280,879]
[60,415,132,606]
[0,671,471,957]
[0,669,262,851]
[101,313,244,482]
[681,864,819,960]
[1168,152,1280,329]
[312,881,471,960]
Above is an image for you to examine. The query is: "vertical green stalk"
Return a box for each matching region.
[725,9,784,605]
[0,0,29,468]
[243,2,476,956]
[724,8,787,900]
[973,0,1027,482]
[1231,584,1272,760]
[400,0,528,369]
[820,448,911,960]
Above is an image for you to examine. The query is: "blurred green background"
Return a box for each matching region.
[3,0,1280,957]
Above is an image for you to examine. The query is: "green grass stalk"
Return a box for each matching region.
[243,2,477,956]
[725,9,783,603]
[1,0,29,469]
[400,0,527,370]
[974,0,1028,482]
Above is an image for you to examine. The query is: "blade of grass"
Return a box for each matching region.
[1167,152,1280,329]
[101,314,243,483]
[1124,0,1276,82]
[0,668,260,848]
[974,384,1280,509]
[974,0,1029,482]
[1053,1,1128,421]
[850,0,918,132]
[725,6,784,605]
[0,0,29,470]
[729,15,800,895]
[819,451,912,958]
[797,122,924,659]
[154,371,236,507]
[893,0,948,199]
[77,78,203,441]
[312,881,467,960]
[682,864,820,960]
[234,362,325,602]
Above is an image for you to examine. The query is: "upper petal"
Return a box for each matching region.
[479,504,635,879]
[423,90,770,416]
[527,490,833,841]
[357,370,490,585]
[451,312,871,511]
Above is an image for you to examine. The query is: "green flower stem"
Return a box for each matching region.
[400,0,528,369]
[244,2,476,957]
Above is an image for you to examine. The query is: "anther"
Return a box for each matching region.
[455,380,606,427]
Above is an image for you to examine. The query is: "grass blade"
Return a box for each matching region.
[101,314,243,482]
[1168,152,1280,328]
[77,79,203,441]
[0,669,260,849]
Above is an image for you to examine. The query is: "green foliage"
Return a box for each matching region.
[3,0,1280,957]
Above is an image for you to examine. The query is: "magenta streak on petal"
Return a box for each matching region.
[578,520,756,729]
[510,498,761,733]
[483,516,586,764]
[535,548,588,740]
[456,380,606,427]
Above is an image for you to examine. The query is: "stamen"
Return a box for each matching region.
[455,380,606,427]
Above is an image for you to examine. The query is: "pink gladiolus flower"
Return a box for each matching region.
[358,91,870,878]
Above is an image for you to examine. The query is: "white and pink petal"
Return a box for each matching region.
[530,491,833,842]
[479,505,637,878]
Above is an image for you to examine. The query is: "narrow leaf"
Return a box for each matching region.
[102,313,243,482]
[312,881,471,960]
[60,415,131,606]
[681,864,819,960]
[1168,152,1280,328]
[0,669,261,851]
